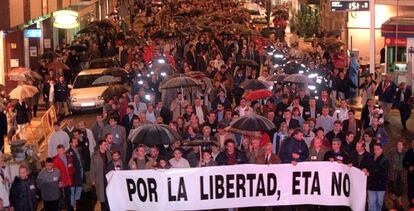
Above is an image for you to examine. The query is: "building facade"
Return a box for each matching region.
[0,0,117,89]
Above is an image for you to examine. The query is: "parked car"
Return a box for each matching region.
[69,68,115,112]
[89,57,120,69]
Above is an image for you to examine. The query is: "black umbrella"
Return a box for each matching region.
[131,124,181,145]
[235,59,259,67]
[239,79,269,90]
[284,74,315,84]
[41,51,59,60]
[77,26,102,35]
[89,20,115,29]
[151,30,169,39]
[226,114,275,136]
[101,84,130,100]
[283,60,307,75]
[159,76,201,89]
[68,45,88,52]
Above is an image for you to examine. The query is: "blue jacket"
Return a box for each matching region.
[279,137,309,163]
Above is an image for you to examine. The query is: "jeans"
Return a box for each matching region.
[71,186,83,206]
[64,187,73,211]
[368,190,385,211]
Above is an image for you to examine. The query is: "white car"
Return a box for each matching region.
[243,2,266,20]
[69,68,109,112]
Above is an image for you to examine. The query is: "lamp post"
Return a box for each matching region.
[369,0,375,74]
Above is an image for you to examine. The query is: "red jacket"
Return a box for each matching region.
[53,154,74,187]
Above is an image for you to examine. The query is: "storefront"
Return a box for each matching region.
[381,16,414,85]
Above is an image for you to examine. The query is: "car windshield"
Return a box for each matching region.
[73,74,105,88]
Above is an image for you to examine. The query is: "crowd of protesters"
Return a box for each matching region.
[0,0,414,211]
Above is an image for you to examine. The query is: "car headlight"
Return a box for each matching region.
[308,73,318,79]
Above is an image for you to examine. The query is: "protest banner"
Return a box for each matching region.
[106,162,366,211]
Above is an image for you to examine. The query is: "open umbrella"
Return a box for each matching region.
[160,76,202,89]
[9,85,38,100]
[240,79,269,90]
[131,124,181,145]
[101,84,130,100]
[92,75,121,85]
[46,61,69,70]
[245,89,273,100]
[68,45,88,52]
[284,74,315,84]
[267,74,288,82]
[226,114,275,136]
[41,51,59,60]
[8,67,36,81]
[235,59,259,67]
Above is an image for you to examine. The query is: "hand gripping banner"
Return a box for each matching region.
[106,162,367,211]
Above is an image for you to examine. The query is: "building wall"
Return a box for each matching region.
[9,0,24,28]
[30,0,42,20]
[347,4,414,64]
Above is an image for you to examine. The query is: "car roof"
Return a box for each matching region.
[90,57,117,63]
[78,68,107,75]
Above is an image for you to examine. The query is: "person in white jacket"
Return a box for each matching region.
[47,122,70,158]
[0,156,11,208]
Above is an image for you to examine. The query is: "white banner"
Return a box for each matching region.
[106,162,367,211]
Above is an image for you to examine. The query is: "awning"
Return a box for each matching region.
[381,16,414,38]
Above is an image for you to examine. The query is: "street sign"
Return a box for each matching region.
[24,29,42,38]
[330,0,369,12]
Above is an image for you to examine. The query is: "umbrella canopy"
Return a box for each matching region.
[8,67,40,81]
[240,29,261,37]
[92,75,121,85]
[267,74,288,82]
[46,61,69,70]
[284,74,315,84]
[159,76,202,89]
[235,59,259,67]
[240,79,269,90]
[181,140,217,146]
[226,114,275,136]
[101,84,130,100]
[245,89,273,100]
[131,124,181,145]
[41,51,59,60]
[68,45,88,52]
[9,85,39,100]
